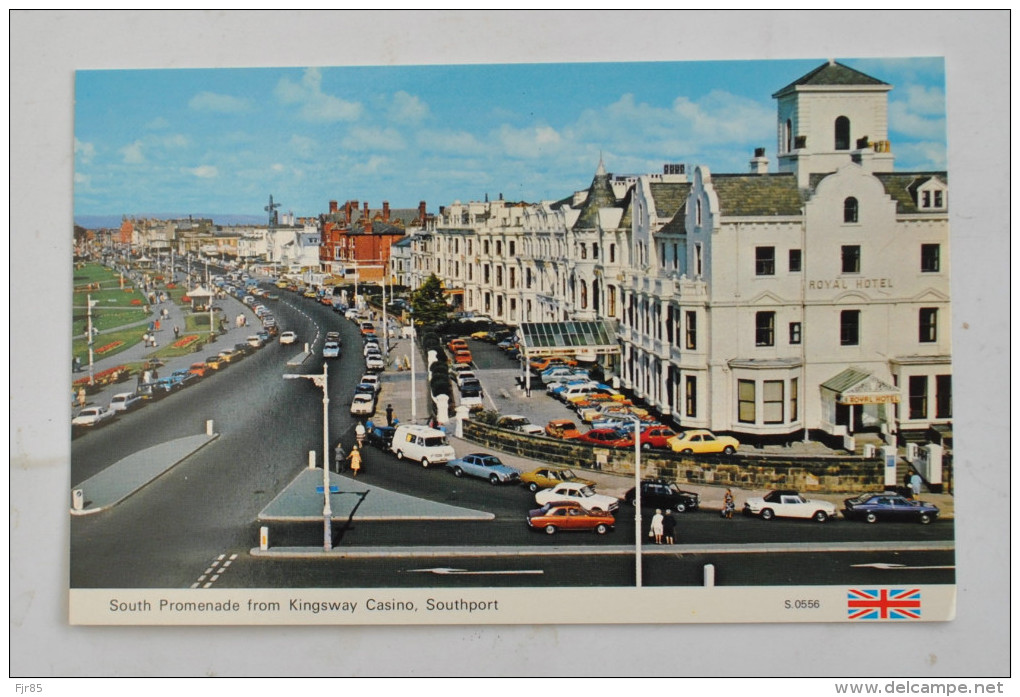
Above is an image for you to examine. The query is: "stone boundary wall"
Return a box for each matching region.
[462,420,884,493]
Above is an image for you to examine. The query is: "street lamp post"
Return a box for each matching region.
[409,310,417,423]
[628,415,643,588]
[283,364,332,551]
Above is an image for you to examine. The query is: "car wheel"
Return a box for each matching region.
[544,525,557,535]
[395,450,404,461]
[641,442,651,451]
[681,448,693,455]
[421,458,430,468]
[528,482,539,493]
[919,513,933,525]
[489,474,500,486]
[628,497,637,507]
[760,508,774,521]
[865,512,878,524]
[723,446,736,455]
[452,467,463,478]
[674,503,686,513]
[813,510,829,523]
[595,524,609,535]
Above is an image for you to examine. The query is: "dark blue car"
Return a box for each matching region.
[842,493,939,524]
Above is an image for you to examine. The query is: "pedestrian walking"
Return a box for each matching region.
[355,422,366,448]
[334,441,346,473]
[72,356,82,373]
[76,387,87,408]
[154,319,161,332]
[910,471,923,498]
[385,403,394,427]
[174,325,180,339]
[662,509,676,544]
[649,509,664,544]
[348,446,362,477]
[722,488,735,519]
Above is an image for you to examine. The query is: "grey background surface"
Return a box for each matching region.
[10,10,1010,678]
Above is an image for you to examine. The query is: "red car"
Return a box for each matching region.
[188,362,211,377]
[527,501,615,535]
[638,425,678,450]
[577,428,635,448]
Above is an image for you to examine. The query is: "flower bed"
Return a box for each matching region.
[173,335,201,349]
[73,365,129,388]
[130,299,142,305]
[95,340,124,355]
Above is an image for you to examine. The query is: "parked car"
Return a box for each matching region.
[637,426,679,450]
[667,429,740,455]
[535,482,620,512]
[188,362,212,378]
[279,331,298,345]
[545,419,583,439]
[354,382,377,398]
[455,371,479,388]
[322,341,341,359]
[326,331,341,342]
[520,467,596,493]
[743,490,838,523]
[359,374,381,393]
[530,356,578,372]
[445,453,522,485]
[365,424,396,450]
[624,479,700,513]
[171,369,200,386]
[447,338,469,353]
[541,367,589,385]
[204,355,227,371]
[496,415,545,436]
[363,341,381,356]
[527,501,615,535]
[365,352,385,371]
[350,393,375,416]
[72,405,115,427]
[218,347,244,363]
[842,493,939,525]
[108,391,144,413]
[452,348,473,364]
[577,428,635,449]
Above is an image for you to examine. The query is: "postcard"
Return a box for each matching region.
[65,55,964,628]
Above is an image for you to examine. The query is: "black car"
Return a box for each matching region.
[842,493,939,524]
[624,479,700,513]
[365,425,396,450]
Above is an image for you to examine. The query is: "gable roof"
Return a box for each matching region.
[648,181,691,219]
[710,173,804,216]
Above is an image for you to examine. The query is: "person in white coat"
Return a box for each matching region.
[650,509,664,545]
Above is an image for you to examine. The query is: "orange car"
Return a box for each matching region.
[530,356,578,372]
[453,348,473,364]
[448,338,469,352]
[188,362,211,377]
[545,419,582,439]
[527,500,615,535]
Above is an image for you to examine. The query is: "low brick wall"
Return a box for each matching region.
[462,420,884,493]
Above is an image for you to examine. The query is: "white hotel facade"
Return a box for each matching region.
[406,62,951,444]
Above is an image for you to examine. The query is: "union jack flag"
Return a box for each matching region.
[847,588,922,620]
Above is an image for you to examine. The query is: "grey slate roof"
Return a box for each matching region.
[710,173,804,216]
[648,182,691,219]
[773,61,888,97]
[572,166,619,230]
[807,171,950,214]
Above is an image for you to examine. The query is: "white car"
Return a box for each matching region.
[72,405,115,427]
[496,415,545,435]
[455,371,478,388]
[279,331,298,345]
[109,392,144,413]
[534,482,620,512]
[743,490,838,523]
[365,353,384,370]
[322,341,341,359]
[359,374,381,393]
[350,393,375,416]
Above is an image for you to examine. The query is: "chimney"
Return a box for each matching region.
[750,147,769,175]
[382,201,390,222]
[329,200,338,214]
[363,202,372,233]
[344,201,353,223]
[419,200,427,223]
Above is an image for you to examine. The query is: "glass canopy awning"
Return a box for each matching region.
[516,321,620,358]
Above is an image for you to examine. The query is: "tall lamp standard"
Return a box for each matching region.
[283,364,332,551]
[409,309,417,424]
[627,414,644,588]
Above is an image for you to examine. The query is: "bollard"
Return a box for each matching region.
[703,563,715,587]
[206,419,214,436]
[260,526,269,551]
[308,450,316,469]
[305,342,310,353]
[72,489,84,511]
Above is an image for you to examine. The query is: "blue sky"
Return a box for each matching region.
[73,57,947,220]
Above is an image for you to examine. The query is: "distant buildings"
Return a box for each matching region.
[319,200,429,282]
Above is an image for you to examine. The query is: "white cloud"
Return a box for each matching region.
[388,91,429,124]
[187,165,219,178]
[288,135,317,158]
[275,68,362,122]
[342,127,406,152]
[120,141,145,164]
[497,124,565,159]
[189,91,251,113]
[160,133,190,148]
[348,155,391,177]
[889,101,945,141]
[146,116,170,130]
[891,141,947,171]
[74,138,95,164]
[416,129,486,156]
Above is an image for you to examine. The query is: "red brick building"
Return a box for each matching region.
[319,200,428,281]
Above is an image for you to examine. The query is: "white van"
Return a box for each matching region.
[390,424,455,468]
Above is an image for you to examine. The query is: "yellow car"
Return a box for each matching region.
[520,467,596,493]
[667,429,739,455]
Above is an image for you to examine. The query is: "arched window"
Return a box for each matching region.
[784,118,793,153]
[843,197,859,223]
[580,280,588,309]
[835,116,851,150]
[695,198,703,226]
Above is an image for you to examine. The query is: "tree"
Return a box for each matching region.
[409,274,450,327]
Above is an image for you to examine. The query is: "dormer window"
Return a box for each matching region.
[914,177,948,211]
